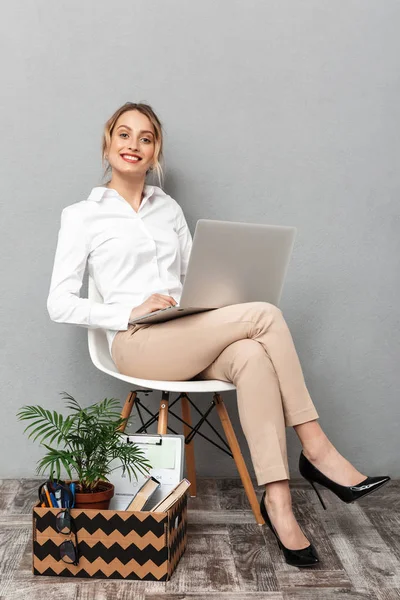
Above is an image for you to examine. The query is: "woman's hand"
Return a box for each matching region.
[129,294,177,322]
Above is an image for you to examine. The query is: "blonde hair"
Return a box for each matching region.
[101,102,164,187]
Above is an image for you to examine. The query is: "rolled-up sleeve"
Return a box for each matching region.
[46,206,133,331]
[175,205,193,285]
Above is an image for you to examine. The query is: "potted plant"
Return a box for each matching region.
[17,392,153,509]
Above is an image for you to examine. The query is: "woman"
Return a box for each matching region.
[47,102,390,568]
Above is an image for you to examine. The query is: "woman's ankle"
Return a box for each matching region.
[294,421,334,461]
[303,439,336,463]
[265,480,292,509]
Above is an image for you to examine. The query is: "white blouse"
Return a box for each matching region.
[46,185,193,358]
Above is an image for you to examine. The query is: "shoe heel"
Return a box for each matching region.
[307,479,327,510]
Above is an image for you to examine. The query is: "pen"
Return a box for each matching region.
[49,491,58,508]
[43,484,52,508]
[69,483,75,508]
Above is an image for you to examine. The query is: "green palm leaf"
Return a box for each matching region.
[17,393,153,492]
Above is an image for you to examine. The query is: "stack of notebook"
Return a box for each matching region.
[124,476,191,512]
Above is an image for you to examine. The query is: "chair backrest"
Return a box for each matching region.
[87,274,118,372]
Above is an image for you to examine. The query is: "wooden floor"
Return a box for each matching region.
[0,477,399,599]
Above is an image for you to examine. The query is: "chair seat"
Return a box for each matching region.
[88,325,236,393]
[95,365,236,393]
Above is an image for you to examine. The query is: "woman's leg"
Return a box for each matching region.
[113,301,319,428]
[197,338,366,548]
[193,337,313,550]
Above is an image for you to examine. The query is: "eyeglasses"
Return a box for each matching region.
[56,508,79,566]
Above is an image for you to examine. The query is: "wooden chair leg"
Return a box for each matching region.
[181,393,197,497]
[118,391,137,433]
[157,392,169,435]
[213,393,265,525]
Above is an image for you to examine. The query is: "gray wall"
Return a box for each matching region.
[1,0,399,480]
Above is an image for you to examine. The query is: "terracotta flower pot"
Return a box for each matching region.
[73,481,115,510]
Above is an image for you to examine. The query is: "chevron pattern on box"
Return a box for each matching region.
[32,492,188,581]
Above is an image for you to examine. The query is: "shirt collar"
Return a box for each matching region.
[87,184,156,203]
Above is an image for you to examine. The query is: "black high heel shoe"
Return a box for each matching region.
[259,491,320,567]
[299,450,391,510]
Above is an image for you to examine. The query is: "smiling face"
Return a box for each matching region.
[106,110,156,179]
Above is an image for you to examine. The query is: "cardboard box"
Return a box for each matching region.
[32,490,187,581]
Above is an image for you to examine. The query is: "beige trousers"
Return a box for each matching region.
[111,301,319,486]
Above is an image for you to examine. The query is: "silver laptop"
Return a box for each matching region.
[129,219,297,325]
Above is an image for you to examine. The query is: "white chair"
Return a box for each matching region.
[88,274,264,524]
